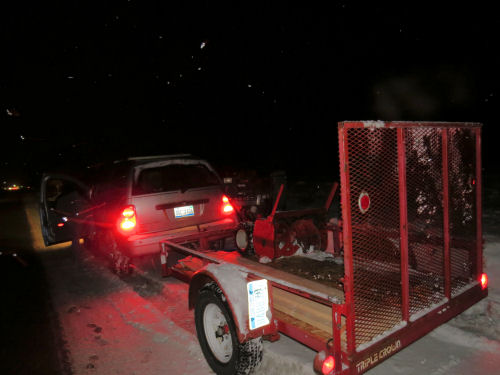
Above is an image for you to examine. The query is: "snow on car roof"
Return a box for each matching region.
[126,154,192,161]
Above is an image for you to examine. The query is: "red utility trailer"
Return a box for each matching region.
[159,121,488,375]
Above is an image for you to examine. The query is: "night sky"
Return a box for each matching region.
[1,2,499,186]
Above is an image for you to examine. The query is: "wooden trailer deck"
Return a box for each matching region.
[161,239,346,351]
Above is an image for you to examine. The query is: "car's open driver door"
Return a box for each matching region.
[40,174,92,246]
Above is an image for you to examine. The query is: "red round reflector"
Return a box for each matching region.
[322,356,335,374]
[358,191,370,213]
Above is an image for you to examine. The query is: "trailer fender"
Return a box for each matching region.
[189,262,277,343]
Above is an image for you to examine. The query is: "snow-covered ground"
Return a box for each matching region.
[23,182,500,375]
[368,238,500,375]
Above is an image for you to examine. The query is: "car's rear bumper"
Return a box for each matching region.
[122,217,237,257]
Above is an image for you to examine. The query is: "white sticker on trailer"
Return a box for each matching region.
[247,279,270,330]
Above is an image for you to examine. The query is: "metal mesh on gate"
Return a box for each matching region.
[405,128,446,315]
[448,129,477,295]
[345,127,403,347]
[341,122,480,351]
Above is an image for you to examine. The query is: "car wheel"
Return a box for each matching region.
[78,222,97,252]
[195,283,263,375]
[98,230,131,274]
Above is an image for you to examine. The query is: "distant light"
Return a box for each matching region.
[200,41,206,49]
[6,108,20,117]
[20,135,25,140]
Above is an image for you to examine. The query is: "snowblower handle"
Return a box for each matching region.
[269,184,284,220]
[324,182,339,211]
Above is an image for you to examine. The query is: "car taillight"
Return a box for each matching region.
[481,273,488,290]
[222,195,234,214]
[117,205,137,235]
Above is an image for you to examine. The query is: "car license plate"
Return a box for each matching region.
[174,205,195,218]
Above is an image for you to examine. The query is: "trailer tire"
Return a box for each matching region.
[195,283,263,375]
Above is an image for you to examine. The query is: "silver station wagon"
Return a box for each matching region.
[39,155,238,272]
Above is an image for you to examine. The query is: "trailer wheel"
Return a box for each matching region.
[195,283,263,375]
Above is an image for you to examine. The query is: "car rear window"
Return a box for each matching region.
[133,164,220,195]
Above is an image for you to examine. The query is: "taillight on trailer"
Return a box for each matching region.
[314,351,335,375]
[117,205,137,235]
[481,273,488,290]
[222,195,234,214]
[322,356,335,374]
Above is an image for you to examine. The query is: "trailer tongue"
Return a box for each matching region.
[159,121,487,375]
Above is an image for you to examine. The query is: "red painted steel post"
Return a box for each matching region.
[441,129,451,299]
[331,305,342,372]
[397,128,410,322]
[475,127,483,277]
[160,242,171,277]
[338,122,356,354]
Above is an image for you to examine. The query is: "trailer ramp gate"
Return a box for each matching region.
[338,122,483,358]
